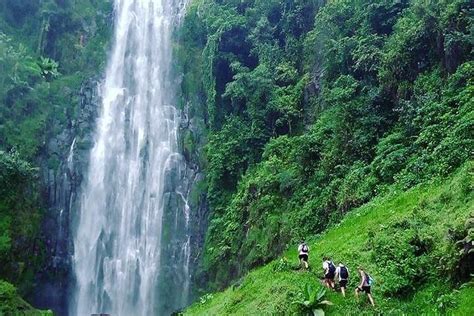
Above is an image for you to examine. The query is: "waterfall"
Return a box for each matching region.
[70,1,190,315]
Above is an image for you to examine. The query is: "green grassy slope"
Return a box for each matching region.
[185,162,474,315]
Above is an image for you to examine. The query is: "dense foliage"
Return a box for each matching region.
[176,0,473,290]
[0,0,112,159]
[0,151,42,295]
[0,0,112,308]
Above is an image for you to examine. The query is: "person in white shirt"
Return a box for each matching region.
[335,262,349,297]
[297,240,309,269]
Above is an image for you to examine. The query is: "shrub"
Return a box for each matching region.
[368,214,434,297]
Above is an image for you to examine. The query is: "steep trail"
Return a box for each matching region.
[70,1,189,315]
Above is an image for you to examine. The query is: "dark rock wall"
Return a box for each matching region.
[178,100,210,301]
[34,78,101,315]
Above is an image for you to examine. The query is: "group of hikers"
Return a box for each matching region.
[297,240,375,306]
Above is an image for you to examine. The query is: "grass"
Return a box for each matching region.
[450,284,474,315]
[185,162,474,315]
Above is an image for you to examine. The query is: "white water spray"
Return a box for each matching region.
[71,1,190,315]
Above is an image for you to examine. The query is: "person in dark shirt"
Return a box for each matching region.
[322,257,336,289]
[335,262,349,297]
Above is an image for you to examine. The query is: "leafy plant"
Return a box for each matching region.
[272,257,296,272]
[37,56,60,80]
[199,293,214,304]
[292,284,333,316]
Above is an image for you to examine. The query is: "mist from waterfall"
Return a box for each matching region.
[70,1,190,315]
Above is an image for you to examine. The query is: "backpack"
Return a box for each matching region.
[328,261,336,274]
[365,273,374,286]
[340,266,348,279]
[301,244,309,253]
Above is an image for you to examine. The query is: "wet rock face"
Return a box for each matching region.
[34,78,101,315]
[178,101,210,300]
[153,99,210,315]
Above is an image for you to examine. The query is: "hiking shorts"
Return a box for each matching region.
[299,254,308,262]
[357,286,371,294]
[339,279,348,288]
[325,272,335,280]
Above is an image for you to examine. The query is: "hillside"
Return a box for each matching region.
[176,0,473,293]
[185,162,473,315]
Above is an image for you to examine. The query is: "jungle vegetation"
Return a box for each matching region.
[175,0,473,297]
[0,0,472,314]
[0,0,111,310]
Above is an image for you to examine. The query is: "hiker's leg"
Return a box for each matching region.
[341,286,346,297]
[300,258,306,269]
[355,288,360,300]
[327,280,332,289]
[368,294,375,306]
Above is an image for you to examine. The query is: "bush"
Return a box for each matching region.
[368,214,434,297]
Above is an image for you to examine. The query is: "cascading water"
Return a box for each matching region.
[70,1,190,315]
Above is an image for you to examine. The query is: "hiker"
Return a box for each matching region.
[355,267,375,306]
[322,257,336,289]
[297,240,310,269]
[335,262,349,297]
